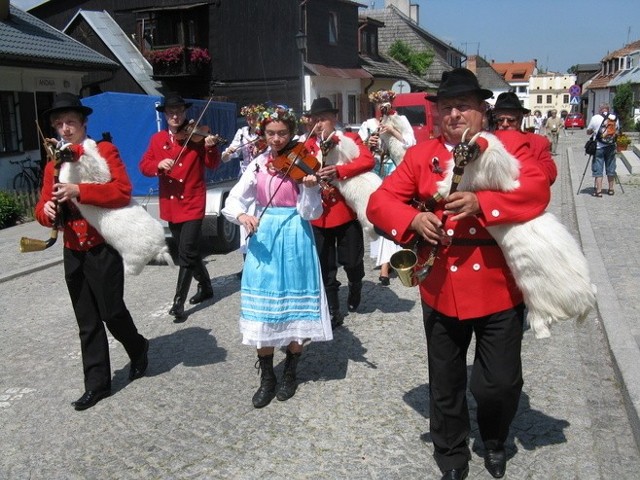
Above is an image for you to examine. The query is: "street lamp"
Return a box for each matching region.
[295,31,307,113]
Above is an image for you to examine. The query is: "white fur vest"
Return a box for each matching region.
[319,131,381,239]
[437,132,596,338]
[59,138,172,275]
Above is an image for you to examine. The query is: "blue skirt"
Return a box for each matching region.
[240,207,332,347]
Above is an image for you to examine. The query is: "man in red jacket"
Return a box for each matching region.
[304,97,375,328]
[35,93,149,411]
[491,91,557,185]
[139,93,222,320]
[367,70,550,480]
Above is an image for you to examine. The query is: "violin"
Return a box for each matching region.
[251,138,268,158]
[270,141,338,203]
[175,119,227,146]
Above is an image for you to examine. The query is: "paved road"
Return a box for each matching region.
[1,131,639,478]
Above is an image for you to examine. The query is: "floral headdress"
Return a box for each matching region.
[255,105,297,136]
[368,90,396,105]
[240,104,265,118]
[299,113,312,125]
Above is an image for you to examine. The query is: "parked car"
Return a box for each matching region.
[391,92,440,143]
[564,113,585,129]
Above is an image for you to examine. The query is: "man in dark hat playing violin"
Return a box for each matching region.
[304,97,375,328]
[139,93,222,320]
[35,92,150,411]
[367,69,551,479]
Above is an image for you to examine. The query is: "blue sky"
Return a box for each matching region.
[12,0,640,73]
[368,0,639,73]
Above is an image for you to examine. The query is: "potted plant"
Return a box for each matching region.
[146,46,185,75]
[188,47,211,74]
[616,133,631,152]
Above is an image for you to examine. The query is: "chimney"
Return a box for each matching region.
[0,0,9,21]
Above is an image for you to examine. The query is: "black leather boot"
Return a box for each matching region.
[277,349,301,401]
[252,354,277,408]
[189,261,213,304]
[168,267,193,319]
[326,289,343,330]
[348,281,362,312]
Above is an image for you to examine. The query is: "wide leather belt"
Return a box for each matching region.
[449,238,498,246]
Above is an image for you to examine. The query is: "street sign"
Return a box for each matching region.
[570,96,580,105]
[391,80,410,94]
[569,85,581,97]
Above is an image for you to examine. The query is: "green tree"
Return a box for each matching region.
[613,82,634,130]
[388,40,434,77]
[567,65,578,74]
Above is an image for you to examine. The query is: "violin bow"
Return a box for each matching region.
[173,95,214,165]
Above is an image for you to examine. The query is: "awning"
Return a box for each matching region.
[305,62,373,79]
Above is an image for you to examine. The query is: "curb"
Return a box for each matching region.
[568,147,640,448]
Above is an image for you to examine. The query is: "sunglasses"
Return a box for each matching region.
[494,116,518,124]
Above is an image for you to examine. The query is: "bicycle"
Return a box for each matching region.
[11,157,42,191]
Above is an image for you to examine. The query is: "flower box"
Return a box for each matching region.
[146,46,210,77]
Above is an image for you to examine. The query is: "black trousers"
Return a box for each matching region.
[64,244,145,391]
[169,219,204,268]
[422,302,525,472]
[312,219,365,296]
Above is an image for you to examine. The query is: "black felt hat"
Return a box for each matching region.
[426,68,493,103]
[494,92,530,114]
[43,92,93,118]
[308,97,339,116]
[156,93,192,112]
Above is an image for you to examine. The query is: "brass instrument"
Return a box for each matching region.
[390,129,484,287]
[20,122,70,252]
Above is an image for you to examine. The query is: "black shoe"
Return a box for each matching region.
[189,282,213,305]
[71,389,111,411]
[484,448,506,478]
[441,464,469,480]
[129,338,149,381]
[379,275,390,286]
[347,281,362,312]
[330,311,344,330]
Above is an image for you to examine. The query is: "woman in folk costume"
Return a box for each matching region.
[221,105,332,409]
[221,104,265,276]
[358,90,416,285]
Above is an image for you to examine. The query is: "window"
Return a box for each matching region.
[563,94,569,104]
[517,86,527,93]
[546,95,552,104]
[347,95,357,124]
[537,95,542,104]
[135,5,206,52]
[0,92,20,154]
[360,29,378,56]
[328,12,338,45]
